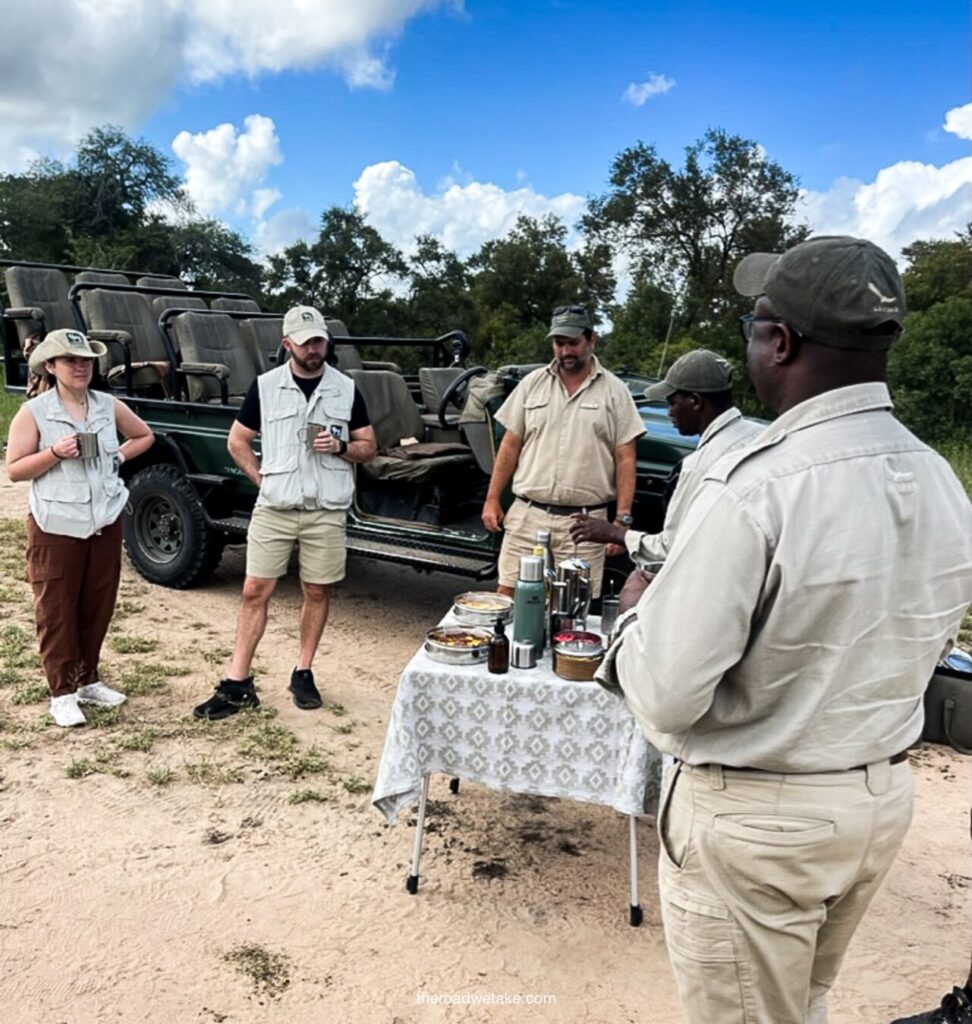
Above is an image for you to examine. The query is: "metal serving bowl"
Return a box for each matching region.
[424,625,493,665]
[452,591,514,627]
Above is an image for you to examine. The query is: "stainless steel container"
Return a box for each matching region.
[424,626,492,665]
[452,591,514,627]
[552,630,604,681]
[510,640,537,669]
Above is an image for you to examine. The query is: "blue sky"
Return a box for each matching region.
[3,1,970,263]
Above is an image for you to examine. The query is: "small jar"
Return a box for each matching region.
[552,630,604,681]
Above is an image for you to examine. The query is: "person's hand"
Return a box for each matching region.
[618,569,653,614]
[605,542,625,558]
[52,434,79,460]
[569,513,626,547]
[314,430,343,456]
[482,498,504,532]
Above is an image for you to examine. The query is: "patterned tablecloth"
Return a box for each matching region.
[372,618,663,824]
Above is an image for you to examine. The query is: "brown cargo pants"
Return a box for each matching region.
[26,515,123,697]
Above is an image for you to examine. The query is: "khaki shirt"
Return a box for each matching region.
[608,383,972,772]
[624,408,764,564]
[496,357,645,505]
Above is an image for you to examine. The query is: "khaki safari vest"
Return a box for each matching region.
[256,363,355,510]
[27,388,127,538]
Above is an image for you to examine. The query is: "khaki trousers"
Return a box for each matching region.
[26,515,123,697]
[658,759,914,1024]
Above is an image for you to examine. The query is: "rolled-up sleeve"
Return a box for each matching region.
[615,485,769,737]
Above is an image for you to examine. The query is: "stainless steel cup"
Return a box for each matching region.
[76,431,99,460]
[298,423,327,451]
[510,640,537,669]
[599,596,620,637]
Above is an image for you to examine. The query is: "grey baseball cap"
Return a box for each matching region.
[733,235,905,350]
[28,329,107,373]
[644,349,733,402]
[283,305,331,346]
[546,305,593,339]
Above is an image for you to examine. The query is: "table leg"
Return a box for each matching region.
[406,773,431,895]
[628,814,643,927]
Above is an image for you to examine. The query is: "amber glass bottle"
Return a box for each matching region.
[488,618,510,674]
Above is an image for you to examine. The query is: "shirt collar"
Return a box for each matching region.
[759,382,894,444]
[698,407,743,448]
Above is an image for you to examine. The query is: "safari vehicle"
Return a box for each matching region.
[0,259,697,589]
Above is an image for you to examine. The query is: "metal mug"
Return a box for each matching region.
[76,431,99,460]
[298,423,327,451]
[510,640,537,669]
[599,596,620,637]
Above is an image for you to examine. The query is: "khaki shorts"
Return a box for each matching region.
[497,499,608,597]
[246,505,348,584]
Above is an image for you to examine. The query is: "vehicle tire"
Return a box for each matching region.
[123,464,225,588]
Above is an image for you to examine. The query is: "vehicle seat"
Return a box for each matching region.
[75,270,130,286]
[418,366,465,443]
[347,369,474,483]
[136,275,186,290]
[212,296,261,313]
[77,287,172,394]
[151,295,207,318]
[240,315,283,371]
[170,311,260,404]
[460,368,515,475]
[3,266,77,345]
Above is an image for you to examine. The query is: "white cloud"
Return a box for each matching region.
[622,73,675,107]
[944,102,972,141]
[351,160,586,257]
[253,207,318,255]
[797,102,972,261]
[172,115,283,217]
[0,0,460,171]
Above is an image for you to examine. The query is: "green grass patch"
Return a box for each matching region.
[329,702,347,717]
[236,720,298,762]
[0,624,35,666]
[66,757,96,779]
[146,766,176,786]
[109,635,159,655]
[11,680,47,705]
[0,667,24,687]
[185,759,245,785]
[199,645,233,665]
[85,706,122,729]
[222,944,291,999]
[341,774,371,795]
[288,788,329,805]
[117,661,190,696]
[281,746,330,781]
[116,727,157,752]
[333,721,355,735]
[3,732,34,750]
[940,438,972,498]
[0,519,26,578]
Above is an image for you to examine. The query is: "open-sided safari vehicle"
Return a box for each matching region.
[1,259,696,589]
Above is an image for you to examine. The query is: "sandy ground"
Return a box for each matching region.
[0,475,968,1024]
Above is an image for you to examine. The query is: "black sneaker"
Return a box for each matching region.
[192,678,260,720]
[288,668,322,710]
[891,987,972,1024]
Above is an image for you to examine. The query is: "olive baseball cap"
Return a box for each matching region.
[733,235,905,350]
[644,349,733,402]
[283,305,331,346]
[28,328,107,373]
[547,305,593,339]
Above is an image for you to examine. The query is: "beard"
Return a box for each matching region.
[290,349,325,373]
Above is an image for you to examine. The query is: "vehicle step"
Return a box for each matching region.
[187,474,230,487]
[208,515,251,535]
[346,534,496,579]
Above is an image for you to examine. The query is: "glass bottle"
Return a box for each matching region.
[488,617,509,674]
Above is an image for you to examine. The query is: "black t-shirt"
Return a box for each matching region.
[236,371,371,433]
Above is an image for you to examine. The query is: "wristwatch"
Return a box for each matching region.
[337,439,349,456]
[615,513,634,526]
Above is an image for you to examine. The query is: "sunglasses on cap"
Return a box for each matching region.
[552,304,589,316]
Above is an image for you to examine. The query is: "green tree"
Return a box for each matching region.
[584,129,806,330]
[405,235,475,337]
[901,229,972,312]
[265,208,407,328]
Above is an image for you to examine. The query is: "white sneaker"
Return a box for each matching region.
[50,693,87,727]
[76,682,127,707]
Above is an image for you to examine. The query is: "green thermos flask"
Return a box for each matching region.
[512,554,546,652]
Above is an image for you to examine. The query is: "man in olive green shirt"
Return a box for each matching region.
[481,305,645,597]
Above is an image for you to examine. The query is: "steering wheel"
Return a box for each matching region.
[439,365,488,429]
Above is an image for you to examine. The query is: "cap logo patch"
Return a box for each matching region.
[867,282,897,304]
[301,311,313,322]
[66,331,86,348]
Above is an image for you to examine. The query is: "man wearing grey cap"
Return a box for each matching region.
[193,305,377,720]
[481,304,644,597]
[601,237,972,1024]
[569,349,762,565]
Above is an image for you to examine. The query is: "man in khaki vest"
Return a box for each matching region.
[601,236,972,1024]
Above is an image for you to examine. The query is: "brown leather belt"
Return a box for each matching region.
[514,495,609,516]
[682,749,910,774]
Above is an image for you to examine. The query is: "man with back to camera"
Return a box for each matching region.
[481,304,645,598]
[599,236,972,1024]
[568,348,763,563]
[193,305,377,720]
